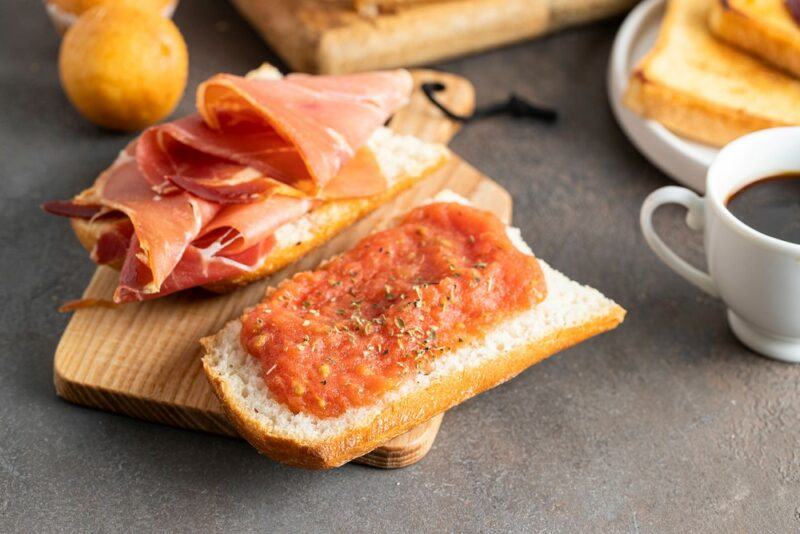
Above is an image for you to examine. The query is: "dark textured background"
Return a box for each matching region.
[2,1,799,532]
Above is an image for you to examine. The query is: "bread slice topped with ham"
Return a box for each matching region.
[44,65,449,303]
[201,191,625,469]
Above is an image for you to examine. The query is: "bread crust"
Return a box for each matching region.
[201,305,625,469]
[67,155,446,294]
[709,0,800,78]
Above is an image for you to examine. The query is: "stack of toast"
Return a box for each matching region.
[625,0,800,147]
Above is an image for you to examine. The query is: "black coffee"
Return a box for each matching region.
[726,173,800,245]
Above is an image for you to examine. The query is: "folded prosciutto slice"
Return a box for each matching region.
[44,68,413,303]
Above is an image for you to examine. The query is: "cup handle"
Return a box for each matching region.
[640,186,719,297]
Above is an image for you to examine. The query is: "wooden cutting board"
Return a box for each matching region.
[229,0,637,74]
[52,69,508,469]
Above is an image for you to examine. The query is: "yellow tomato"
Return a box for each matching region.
[58,4,188,131]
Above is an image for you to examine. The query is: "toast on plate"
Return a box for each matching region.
[708,0,800,78]
[624,0,800,147]
[201,191,625,469]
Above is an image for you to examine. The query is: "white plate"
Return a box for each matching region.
[607,0,717,192]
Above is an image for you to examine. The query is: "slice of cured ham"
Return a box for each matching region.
[42,200,104,219]
[136,115,301,203]
[114,194,316,302]
[196,70,411,195]
[115,234,277,302]
[89,147,220,292]
[197,194,316,255]
[44,68,413,302]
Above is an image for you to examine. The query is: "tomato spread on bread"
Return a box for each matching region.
[240,202,546,418]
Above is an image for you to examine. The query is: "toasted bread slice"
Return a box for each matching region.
[70,127,448,294]
[709,0,800,78]
[201,192,626,469]
[624,0,800,147]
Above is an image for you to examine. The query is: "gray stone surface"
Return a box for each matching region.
[2,1,799,532]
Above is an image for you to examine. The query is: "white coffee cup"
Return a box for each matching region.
[640,127,800,363]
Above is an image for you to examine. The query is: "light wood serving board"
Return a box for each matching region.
[229,0,637,74]
[53,70,509,469]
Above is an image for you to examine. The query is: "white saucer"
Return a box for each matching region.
[728,310,800,364]
[607,0,717,192]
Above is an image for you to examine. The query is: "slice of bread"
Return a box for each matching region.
[624,0,800,147]
[201,192,626,469]
[709,0,800,78]
[69,127,449,294]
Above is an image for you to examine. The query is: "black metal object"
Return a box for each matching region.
[421,82,558,124]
